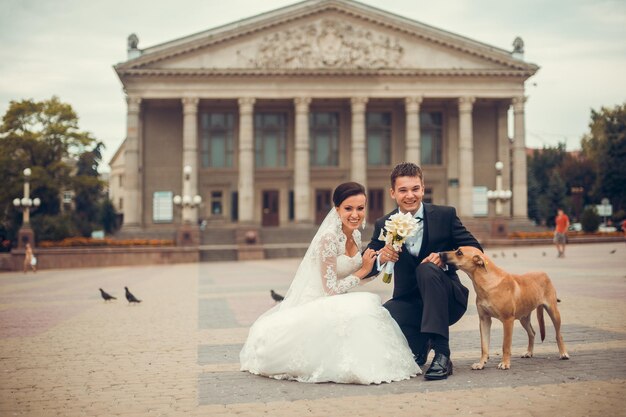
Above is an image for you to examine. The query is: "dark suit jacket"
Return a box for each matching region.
[367,204,482,304]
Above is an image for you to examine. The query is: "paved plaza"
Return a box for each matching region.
[0,242,625,416]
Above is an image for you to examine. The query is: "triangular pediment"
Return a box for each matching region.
[116,0,537,77]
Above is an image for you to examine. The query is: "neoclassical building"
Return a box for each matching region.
[111,0,537,233]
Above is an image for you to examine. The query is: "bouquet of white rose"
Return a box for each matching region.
[378,212,421,283]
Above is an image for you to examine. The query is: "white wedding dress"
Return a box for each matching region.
[240,209,420,384]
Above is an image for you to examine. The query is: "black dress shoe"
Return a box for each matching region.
[424,353,453,380]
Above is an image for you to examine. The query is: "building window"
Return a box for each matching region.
[231,191,238,221]
[367,112,392,166]
[200,112,235,168]
[420,112,443,165]
[119,198,123,210]
[255,113,287,167]
[424,187,433,204]
[62,191,74,204]
[310,112,339,166]
[288,190,294,221]
[211,191,223,216]
[118,175,124,187]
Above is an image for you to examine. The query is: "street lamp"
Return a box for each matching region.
[487,161,512,216]
[13,168,41,248]
[172,164,203,246]
[173,165,202,224]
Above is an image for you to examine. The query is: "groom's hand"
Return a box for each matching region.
[421,252,444,268]
[378,244,400,264]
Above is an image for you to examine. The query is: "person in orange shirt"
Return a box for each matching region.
[554,208,570,258]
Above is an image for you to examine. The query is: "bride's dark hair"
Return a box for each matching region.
[332,182,366,207]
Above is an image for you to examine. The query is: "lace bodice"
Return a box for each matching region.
[337,254,362,279]
[319,230,362,295]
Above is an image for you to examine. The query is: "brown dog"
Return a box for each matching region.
[440,247,569,370]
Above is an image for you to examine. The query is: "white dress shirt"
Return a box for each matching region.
[377,204,424,270]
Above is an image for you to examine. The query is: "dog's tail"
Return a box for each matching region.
[537,305,546,342]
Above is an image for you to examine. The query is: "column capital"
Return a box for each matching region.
[512,96,527,112]
[404,96,423,112]
[126,95,142,113]
[238,97,256,114]
[182,97,199,113]
[294,97,312,113]
[350,97,369,112]
[458,96,475,113]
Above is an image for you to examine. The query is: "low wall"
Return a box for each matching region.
[2,234,622,271]
[5,246,198,271]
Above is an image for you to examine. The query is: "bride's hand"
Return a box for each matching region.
[361,248,377,272]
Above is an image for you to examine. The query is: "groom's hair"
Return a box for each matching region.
[391,162,423,188]
[333,182,366,207]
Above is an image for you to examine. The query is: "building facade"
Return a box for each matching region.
[112,0,537,231]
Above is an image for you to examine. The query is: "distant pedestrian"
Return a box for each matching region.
[23,243,37,273]
[554,208,570,258]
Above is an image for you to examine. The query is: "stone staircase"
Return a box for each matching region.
[199,227,238,261]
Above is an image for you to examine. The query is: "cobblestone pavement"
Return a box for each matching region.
[1,242,625,416]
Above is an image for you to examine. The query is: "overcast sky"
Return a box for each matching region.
[1,0,625,171]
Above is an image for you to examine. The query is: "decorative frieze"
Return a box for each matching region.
[252,19,404,69]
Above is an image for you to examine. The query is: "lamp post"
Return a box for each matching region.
[173,165,202,245]
[487,161,512,216]
[13,168,41,248]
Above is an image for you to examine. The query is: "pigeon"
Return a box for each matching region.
[125,286,142,304]
[501,251,506,258]
[542,252,547,257]
[270,290,284,302]
[492,254,498,258]
[610,249,616,254]
[99,288,116,301]
[513,252,517,258]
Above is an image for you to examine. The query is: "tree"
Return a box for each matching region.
[0,96,106,242]
[73,141,106,236]
[526,143,569,225]
[538,171,568,227]
[581,103,626,212]
[580,206,601,233]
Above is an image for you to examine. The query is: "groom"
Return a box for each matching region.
[366,162,482,380]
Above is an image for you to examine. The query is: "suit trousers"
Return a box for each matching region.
[383,262,459,356]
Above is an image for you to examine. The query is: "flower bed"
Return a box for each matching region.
[39,237,175,248]
[508,231,622,239]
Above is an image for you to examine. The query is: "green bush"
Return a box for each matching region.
[580,206,601,233]
[31,214,76,242]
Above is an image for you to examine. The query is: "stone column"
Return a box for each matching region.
[181,97,199,224]
[458,96,475,217]
[405,96,422,164]
[294,97,312,223]
[238,98,256,223]
[512,96,528,218]
[350,97,368,188]
[123,95,142,227]
[497,101,512,217]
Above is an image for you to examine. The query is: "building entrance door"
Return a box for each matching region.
[368,189,384,223]
[315,189,332,224]
[262,190,279,226]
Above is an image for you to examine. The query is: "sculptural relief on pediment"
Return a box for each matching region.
[249,19,404,69]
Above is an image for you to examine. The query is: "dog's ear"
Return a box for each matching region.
[473,255,487,269]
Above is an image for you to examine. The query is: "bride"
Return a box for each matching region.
[240,182,420,384]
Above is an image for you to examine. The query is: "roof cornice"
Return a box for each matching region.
[115,0,537,74]
[116,68,537,78]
